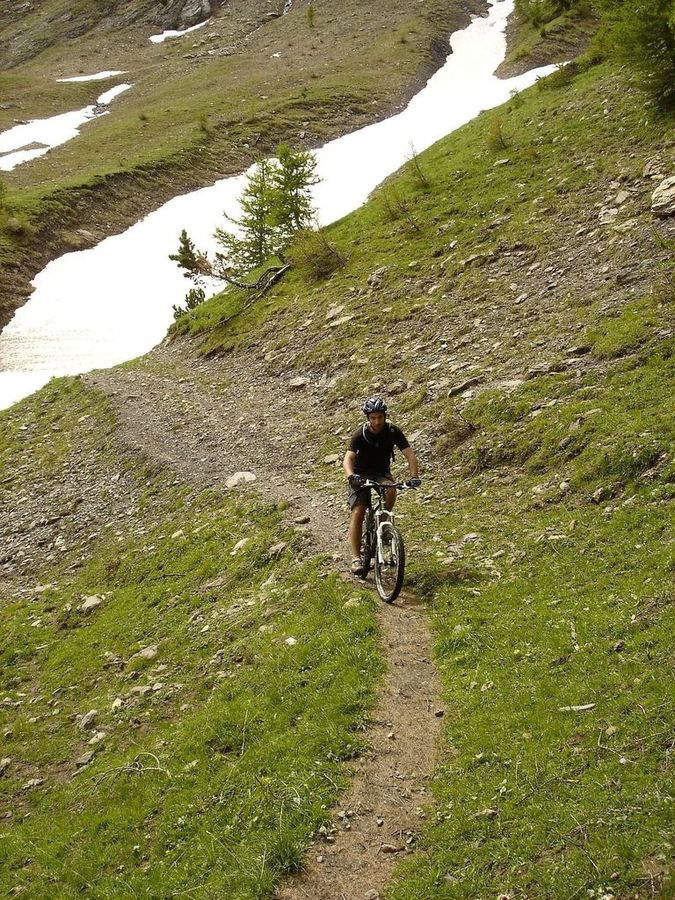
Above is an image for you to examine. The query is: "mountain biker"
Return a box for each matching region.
[343,397,421,576]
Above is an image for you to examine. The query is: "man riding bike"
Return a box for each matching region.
[343,397,421,576]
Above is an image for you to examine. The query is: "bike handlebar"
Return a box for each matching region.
[358,479,416,491]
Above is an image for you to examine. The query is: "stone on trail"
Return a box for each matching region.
[0,758,11,776]
[134,644,159,661]
[651,175,675,217]
[323,453,340,465]
[80,595,103,613]
[230,538,249,555]
[225,471,256,489]
[293,515,310,525]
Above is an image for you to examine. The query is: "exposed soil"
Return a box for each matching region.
[83,343,444,900]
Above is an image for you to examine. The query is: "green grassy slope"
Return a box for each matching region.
[0,381,381,896]
[172,56,675,897]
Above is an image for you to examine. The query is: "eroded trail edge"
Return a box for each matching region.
[85,341,443,900]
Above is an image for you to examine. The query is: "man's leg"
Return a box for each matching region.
[381,477,397,511]
[349,504,366,559]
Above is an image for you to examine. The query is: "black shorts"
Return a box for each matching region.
[347,473,393,510]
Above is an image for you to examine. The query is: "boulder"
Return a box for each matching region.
[598,207,618,225]
[367,266,387,287]
[642,157,664,178]
[161,0,210,29]
[387,379,407,395]
[80,595,103,613]
[325,304,345,320]
[267,542,288,558]
[225,471,256,488]
[78,709,98,730]
[651,175,675,217]
[179,0,211,29]
[230,538,249,555]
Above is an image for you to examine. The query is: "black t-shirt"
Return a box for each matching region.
[348,423,410,475]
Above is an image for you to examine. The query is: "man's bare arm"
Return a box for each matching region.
[402,447,419,477]
[343,450,357,479]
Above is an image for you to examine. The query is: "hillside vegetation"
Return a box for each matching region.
[169,50,674,897]
[1,9,674,900]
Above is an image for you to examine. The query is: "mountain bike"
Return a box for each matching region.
[359,479,417,603]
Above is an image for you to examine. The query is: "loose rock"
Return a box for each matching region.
[651,175,675,217]
[78,709,98,730]
[80,595,103,613]
[225,471,257,489]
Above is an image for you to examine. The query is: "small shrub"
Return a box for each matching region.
[285,228,346,281]
[139,111,148,122]
[487,117,509,152]
[407,143,431,189]
[306,2,316,27]
[173,287,206,320]
[537,60,579,91]
[515,0,548,28]
[198,113,212,136]
[379,186,421,232]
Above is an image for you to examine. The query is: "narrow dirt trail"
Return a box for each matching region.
[86,341,443,900]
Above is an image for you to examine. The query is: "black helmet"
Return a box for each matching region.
[362,396,387,416]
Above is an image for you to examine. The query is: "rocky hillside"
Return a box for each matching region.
[1,29,673,896]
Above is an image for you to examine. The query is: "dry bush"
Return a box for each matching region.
[285,228,347,281]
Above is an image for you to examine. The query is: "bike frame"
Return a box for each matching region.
[361,480,408,563]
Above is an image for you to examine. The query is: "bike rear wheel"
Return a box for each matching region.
[375,525,405,603]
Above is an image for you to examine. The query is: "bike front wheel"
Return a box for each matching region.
[360,509,375,578]
[375,525,405,603]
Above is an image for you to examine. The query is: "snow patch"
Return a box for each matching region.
[149,20,210,43]
[0,84,132,172]
[56,70,127,83]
